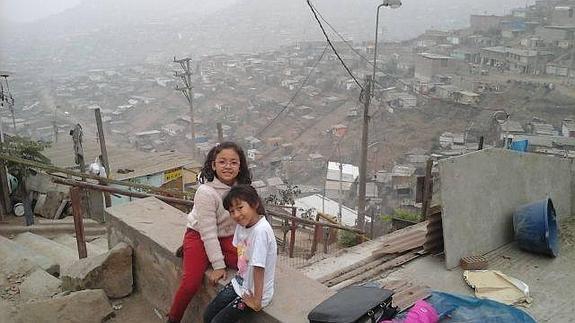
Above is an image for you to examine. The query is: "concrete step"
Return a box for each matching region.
[37,217,102,227]
[0,222,106,239]
[52,234,108,257]
[88,236,110,252]
[13,232,79,269]
[0,235,59,276]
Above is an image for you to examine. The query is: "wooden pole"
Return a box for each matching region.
[94,108,112,207]
[289,218,296,258]
[53,178,194,208]
[310,213,321,256]
[357,76,372,229]
[0,153,192,198]
[288,208,297,258]
[0,160,10,219]
[70,187,88,259]
[0,140,10,219]
[217,122,223,143]
[421,159,433,221]
[266,209,365,234]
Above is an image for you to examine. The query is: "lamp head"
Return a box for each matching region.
[382,0,402,9]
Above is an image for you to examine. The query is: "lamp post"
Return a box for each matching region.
[372,0,402,88]
[358,0,401,230]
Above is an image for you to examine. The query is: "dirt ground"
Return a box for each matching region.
[105,292,164,323]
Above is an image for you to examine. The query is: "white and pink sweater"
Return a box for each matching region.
[187,178,236,270]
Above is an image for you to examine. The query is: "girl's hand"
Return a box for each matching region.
[208,268,227,286]
[242,291,262,311]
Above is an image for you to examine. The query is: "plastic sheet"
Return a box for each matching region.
[426,291,536,323]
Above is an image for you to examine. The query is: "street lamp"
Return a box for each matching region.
[372,0,402,88]
[358,0,401,230]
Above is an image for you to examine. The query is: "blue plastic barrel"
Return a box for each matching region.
[513,198,559,257]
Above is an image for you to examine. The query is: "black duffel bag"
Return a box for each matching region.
[308,285,397,323]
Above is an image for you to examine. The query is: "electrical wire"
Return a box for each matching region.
[255,44,329,138]
[312,7,377,71]
[307,1,399,92]
[306,0,364,91]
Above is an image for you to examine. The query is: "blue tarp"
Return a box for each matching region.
[510,140,529,152]
[426,291,536,323]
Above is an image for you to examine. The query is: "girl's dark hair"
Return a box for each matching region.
[199,142,252,185]
[223,184,266,215]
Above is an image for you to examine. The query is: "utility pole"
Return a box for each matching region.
[53,106,59,143]
[1,75,15,131]
[337,145,343,224]
[0,76,11,218]
[70,124,86,173]
[217,122,223,143]
[357,75,372,230]
[174,57,197,156]
[95,108,112,207]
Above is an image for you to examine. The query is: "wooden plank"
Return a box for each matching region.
[53,177,194,208]
[392,286,432,311]
[325,255,394,287]
[333,251,422,290]
[0,153,191,198]
[70,187,88,259]
[318,253,384,284]
[421,159,433,220]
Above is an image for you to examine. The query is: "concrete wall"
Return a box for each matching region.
[106,197,333,323]
[440,149,572,269]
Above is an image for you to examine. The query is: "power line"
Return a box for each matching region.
[255,44,328,137]
[307,3,398,92]
[312,7,377,70]
[307,0,364,91]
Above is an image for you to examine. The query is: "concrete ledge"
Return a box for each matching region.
[106,197,333,323]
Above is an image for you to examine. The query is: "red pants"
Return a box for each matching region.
[168,229,237,322]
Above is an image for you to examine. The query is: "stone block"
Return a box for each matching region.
[16,289,113,323]
[0,235,59,276]
[33,193,47,215]
[13,232,78,269]
[0,299,17,323]
[61,242,133,298]
[39,191,68,219]
[20,269,62,301]
[52,234,107,257]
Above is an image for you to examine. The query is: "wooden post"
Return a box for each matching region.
[0,161,10,219]
[311,224,322,256]
[478,136,484,150]
[288,207,297,258]
[289,218,297,258]
[94,108,112,208]
[70,187,88,259]
[0,138,10,219]
[421,159,434,221]
[323,228,329,254]
[310,214,321,256]
[217,122,223,143]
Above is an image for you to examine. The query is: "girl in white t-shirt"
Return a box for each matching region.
[203,185,277,323]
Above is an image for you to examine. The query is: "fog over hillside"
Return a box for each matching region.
[0,0,535,71]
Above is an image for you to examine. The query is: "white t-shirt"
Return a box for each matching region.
[231,216,277,307]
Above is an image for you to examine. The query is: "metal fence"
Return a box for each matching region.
[266,205,366,269]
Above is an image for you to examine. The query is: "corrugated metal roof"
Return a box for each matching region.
[43,136,200,180]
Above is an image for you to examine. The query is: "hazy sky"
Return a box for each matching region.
[0,0,81,23]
